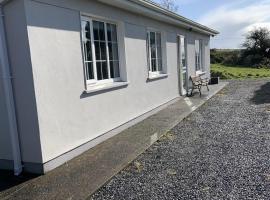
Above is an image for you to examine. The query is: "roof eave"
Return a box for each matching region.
[99,0,219,36]
[0,0,219,36]
[0,0,9,5]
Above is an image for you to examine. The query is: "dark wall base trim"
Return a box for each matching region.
[1,97,180,174]
[42,97,180,174]
[0,159,13,170]
[0,159,44,174]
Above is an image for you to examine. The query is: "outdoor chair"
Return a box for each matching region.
[190,75,209,97]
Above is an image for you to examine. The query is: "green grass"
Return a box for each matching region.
[211,64,270,79]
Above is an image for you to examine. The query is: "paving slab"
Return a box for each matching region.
[0,82,228,200]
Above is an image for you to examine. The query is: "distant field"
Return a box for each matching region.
[211,64,270,79]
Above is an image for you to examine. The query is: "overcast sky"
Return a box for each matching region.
[154,0,270,49]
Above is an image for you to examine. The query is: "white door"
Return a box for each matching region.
[178,35,188,95]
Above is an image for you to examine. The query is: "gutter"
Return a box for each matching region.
[98,0,219,36]
[0,6,23,176]
[134,0,219,35]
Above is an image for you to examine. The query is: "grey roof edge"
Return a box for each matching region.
[137,0,219,35]
[0,0,9,5]
[0,0,219,36]
[99,0,219,36]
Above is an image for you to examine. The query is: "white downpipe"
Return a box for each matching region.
[0,6,23,176]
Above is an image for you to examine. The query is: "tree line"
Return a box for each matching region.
[211,28,270,68]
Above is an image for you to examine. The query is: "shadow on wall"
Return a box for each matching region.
[0,170,38,193]
[250,82,270,105]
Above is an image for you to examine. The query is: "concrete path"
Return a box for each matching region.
[91,79,270,200]
[0,82,227,200]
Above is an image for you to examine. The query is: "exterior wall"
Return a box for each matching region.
[2,0,211,172]
[186,32,210,89]
[0,78,12,162]
[3,0,43,167]
[23,0,211,165]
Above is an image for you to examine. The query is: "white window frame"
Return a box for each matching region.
[195,39,203,72]
[81,16,121,86]
[147,29,165,77]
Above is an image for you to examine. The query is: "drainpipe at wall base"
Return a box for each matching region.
[0,6,23,176]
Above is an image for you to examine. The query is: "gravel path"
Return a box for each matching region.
[91,80,270,200]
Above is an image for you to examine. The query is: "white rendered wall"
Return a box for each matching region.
[0,76,12,161]
[2,0,43,165]
[23,0,211,164]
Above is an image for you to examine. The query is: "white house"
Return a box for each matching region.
[0,0,218,175]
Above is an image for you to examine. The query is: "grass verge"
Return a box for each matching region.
[211,64,270,79]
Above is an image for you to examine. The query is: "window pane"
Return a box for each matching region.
[151,59,157,71]
[93,21,105,41]
[195,40,200,53]
[81,21,91,41]
[100,42,107,60]
[146,32,150,70]
[86,62,94,80]
[182,58,186,69]
[93,21,99,41]
[110,61,114,78]
[84,40,92,61]
[102,61,109,79]
[94,41,100,60]
[94,41,107,61]
[195,40,201,71]
[110,61,120,78]
[99,22,105,41]
[112,43,119,60]
[157,45,162,71]
[157,59,162,71]
[96,61,109,80]
[96,62,102,80]
[151,46,156,59]
[108,43,119,61]
[183,72,187,88]
[150,32,155,45]
[150,32,156,61]
[180,37,186,68]
[157,45,162,60]
[181,38,185,58]
[107,23,112,42]
[111,24,117,42]
[156,33,161,47]
[114,61,120,78]
[82,20,94,80]
[108,43,113,60]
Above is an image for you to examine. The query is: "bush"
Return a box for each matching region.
[210,49,242,65]
[241,54,263,67]
[257,57,270,68]
[211,28,270,68]
[211,49,270,68]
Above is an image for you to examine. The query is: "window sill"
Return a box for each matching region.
[84,81,129,94]
[196,71,206,76]
[147,74,168,81]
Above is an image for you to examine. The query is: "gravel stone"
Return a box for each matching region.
[90,80,270,200]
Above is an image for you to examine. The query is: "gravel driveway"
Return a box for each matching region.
[91,80,270,200]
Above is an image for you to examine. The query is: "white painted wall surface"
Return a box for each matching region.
[24,0,211,163]
[2,0,211,166]
[3,0,43,164]
[0,78,12,160]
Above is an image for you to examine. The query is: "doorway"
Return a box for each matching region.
[177,35,188,96]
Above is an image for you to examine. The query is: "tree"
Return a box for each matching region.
[159,0,179,12]
[242,27,270,58]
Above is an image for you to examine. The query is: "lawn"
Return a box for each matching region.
[211,64,270,79]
